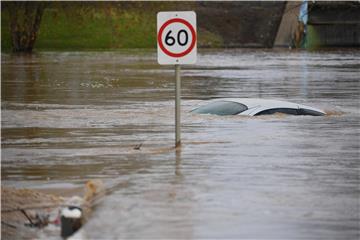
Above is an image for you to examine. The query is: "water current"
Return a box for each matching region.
[2,49,359,239]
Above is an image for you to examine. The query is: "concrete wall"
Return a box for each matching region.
[196,1,285,48]
[274,1,302,48]
[307,1,360,48]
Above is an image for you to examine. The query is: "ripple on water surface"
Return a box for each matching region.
[1,49,359,239]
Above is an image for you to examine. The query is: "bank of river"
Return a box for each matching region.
[2,49,359,239]
[1,2,284,51]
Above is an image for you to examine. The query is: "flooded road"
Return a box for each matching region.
[2,49,360,239]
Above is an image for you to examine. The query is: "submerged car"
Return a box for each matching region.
[191,98,326,116]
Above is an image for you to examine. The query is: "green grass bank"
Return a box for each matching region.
[1,2,224,52]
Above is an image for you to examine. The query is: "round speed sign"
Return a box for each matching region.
[158,18,196,58]
[157,11,197,65]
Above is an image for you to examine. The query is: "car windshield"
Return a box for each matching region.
[192,101,248,116]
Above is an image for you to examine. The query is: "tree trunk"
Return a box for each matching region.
[7,2,46,53]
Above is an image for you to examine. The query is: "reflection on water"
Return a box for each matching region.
[1,49,360,239]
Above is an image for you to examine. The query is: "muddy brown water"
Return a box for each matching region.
[2,49,359,239]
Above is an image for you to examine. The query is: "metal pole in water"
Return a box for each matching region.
[175,64,181,147]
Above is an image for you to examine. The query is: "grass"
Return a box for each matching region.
[1,3,223,52]
[305,25,322,50]
[35,6,157,50]
[1,11,12,52]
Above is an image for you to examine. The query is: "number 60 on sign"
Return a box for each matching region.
[157,11,197,65]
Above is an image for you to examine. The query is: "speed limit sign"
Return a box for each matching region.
[157,11,197,147]
[157,11,197,65]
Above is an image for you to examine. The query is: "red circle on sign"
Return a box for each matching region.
[158,18,196,58]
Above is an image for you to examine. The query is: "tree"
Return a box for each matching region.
[6,1,46,53]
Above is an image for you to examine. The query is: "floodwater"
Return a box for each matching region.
[1,49,360,239]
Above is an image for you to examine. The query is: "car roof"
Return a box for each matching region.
[204,98,325,115]
[209,98,298,109]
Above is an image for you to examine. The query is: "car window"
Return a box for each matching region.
[299,108,325,116]
[192,101,248,116]
[255,108,325,116]
[255,108,299,116]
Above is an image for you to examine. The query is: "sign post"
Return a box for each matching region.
[157,11,197,147]
[175,64,181,146]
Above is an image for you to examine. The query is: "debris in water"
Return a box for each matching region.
[133,143,143,150]
[1,179,105,239]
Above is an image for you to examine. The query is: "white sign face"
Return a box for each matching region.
[157,11,197,65]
